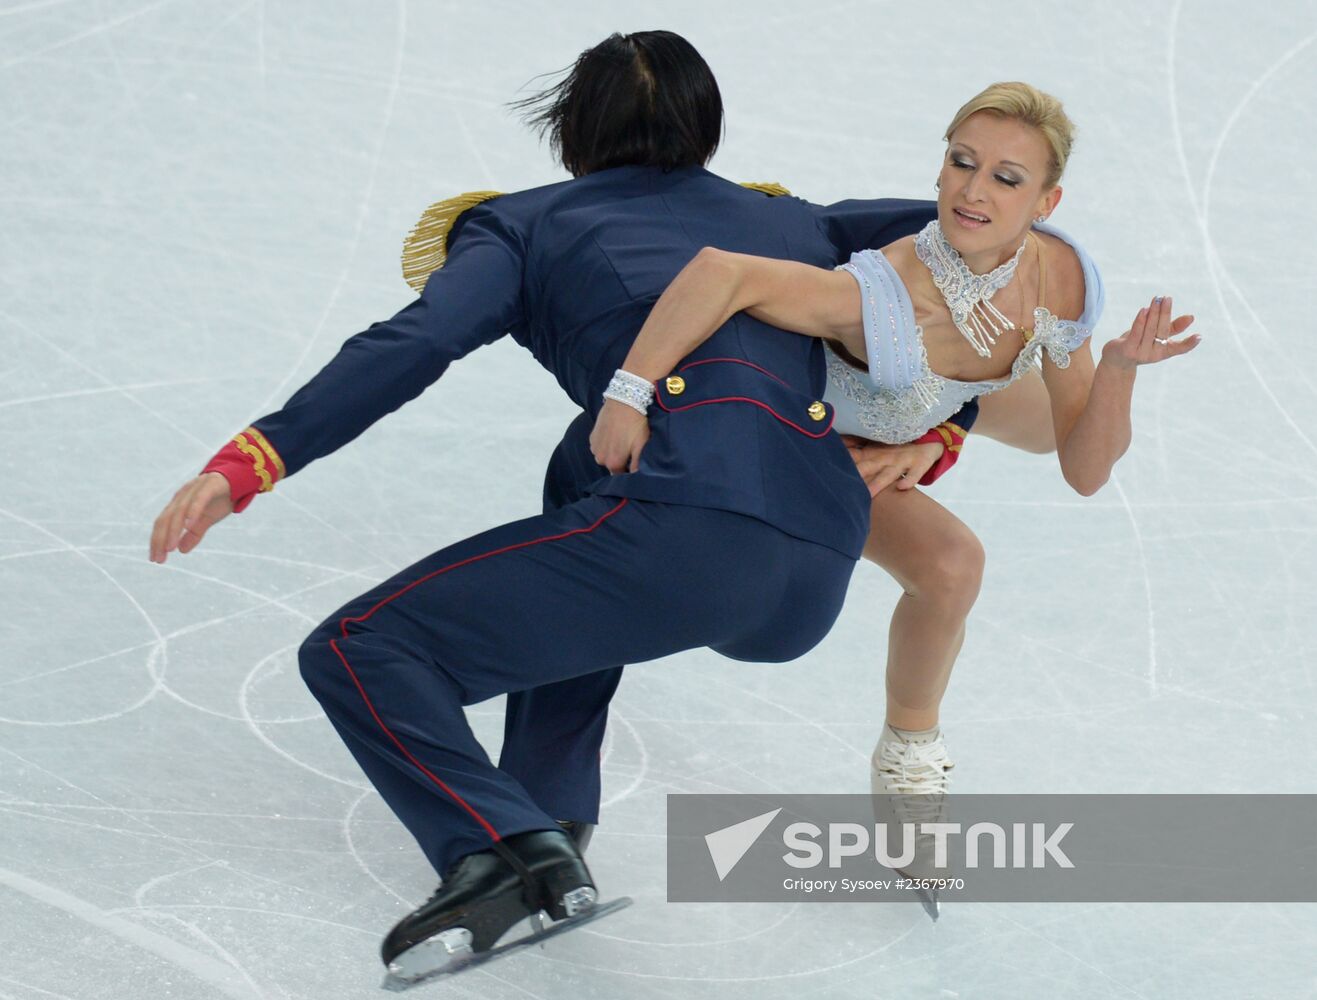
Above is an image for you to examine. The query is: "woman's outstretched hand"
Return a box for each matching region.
[1101,295,1200,369]
[150,472,233,564]
[589,399,651,474]
[841,436,943,496]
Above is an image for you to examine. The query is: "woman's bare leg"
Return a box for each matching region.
[973,368,1056,454]
[862,371,1050,731]
[863,487,985,731]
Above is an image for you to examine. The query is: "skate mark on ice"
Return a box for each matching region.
[0,507,167,725]
[581,901,797,949]
[343,787,413,906]
[1110,473,1158,696]
[114,901,377,939]
[1167,2,1317,466]
[599,708,649,809]
[0,867,262,1000]
[0,0,184,72]
[0,378,218,410]
[537,916,922,983]
[0,973,81,1000]
[134,909,269,1000]
[133,861,225,907]
[94,548,357,724]
[239,645,373,791]
[248,0,408,417]
[996,908,1157,1000]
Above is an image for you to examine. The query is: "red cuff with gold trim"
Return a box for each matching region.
[201,428,286,514]
[913,421,967,486]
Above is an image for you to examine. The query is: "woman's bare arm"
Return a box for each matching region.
[1043,295,1199,495]
[589,248,864,473]
[617,247,864,382]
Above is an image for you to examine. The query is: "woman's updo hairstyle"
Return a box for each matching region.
[944,82,1076,188]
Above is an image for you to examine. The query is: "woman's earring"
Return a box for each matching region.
[934,180,941,192]
[1034,214,1046,223]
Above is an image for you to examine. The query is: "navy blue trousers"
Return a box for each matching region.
[498,413,623,828]
[298,495,854,875]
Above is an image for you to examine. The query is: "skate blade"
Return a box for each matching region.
[380,896,633,992]
[914,886,940,923]
[889,866,941,923]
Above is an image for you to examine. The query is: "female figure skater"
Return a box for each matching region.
[590,81,1201,818]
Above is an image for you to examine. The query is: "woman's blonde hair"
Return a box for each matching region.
[944,82,1075,187]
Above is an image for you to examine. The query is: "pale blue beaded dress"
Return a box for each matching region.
[824,222,1105,444]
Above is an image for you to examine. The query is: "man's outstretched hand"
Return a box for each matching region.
[150,472,233,563]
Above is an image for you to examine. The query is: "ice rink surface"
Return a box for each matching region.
[3,0,1316,997]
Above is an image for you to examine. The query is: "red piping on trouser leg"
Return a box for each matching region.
[326,499,631,843]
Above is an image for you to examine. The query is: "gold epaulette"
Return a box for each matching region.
[402,182,792,292]
[740,181,792,197]
[401,190,504,293]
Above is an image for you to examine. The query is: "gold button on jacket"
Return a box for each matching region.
[807,401,827,422]
[665,376,686,395]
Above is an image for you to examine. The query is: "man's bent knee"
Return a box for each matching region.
[297,621,342,698]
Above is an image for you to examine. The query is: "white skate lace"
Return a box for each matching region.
[872,735,954,887]
[872,737,955,833]
[873,737,954,794]
[870,735,955,888]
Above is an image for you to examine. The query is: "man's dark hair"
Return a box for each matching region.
[514,31,723,177]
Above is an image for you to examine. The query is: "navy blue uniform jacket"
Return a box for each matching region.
[249,165,964,559]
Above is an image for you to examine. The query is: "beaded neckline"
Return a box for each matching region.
[824,226,1100,446]
[914,220,1027,358]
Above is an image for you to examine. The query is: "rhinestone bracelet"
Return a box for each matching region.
[602,369,655,415]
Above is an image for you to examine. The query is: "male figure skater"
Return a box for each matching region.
[150,30,969,984]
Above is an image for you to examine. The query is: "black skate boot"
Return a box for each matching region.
[556,819,595,854]
[380,828,629,990]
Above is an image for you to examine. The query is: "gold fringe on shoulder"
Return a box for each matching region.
[402,184,790,292]
[401,190,504,293]
[740,181,792,197]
